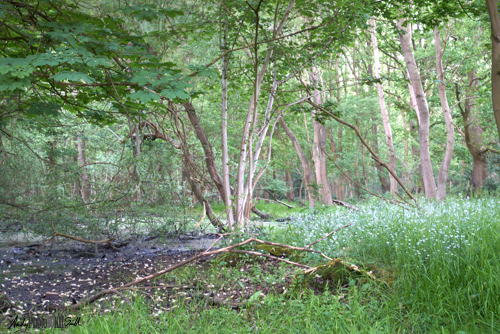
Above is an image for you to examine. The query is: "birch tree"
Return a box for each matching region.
[370,18,398,194]
[397,19,437,199]
[434,26,455,200]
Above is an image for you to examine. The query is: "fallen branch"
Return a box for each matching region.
[25,223,117,259]
[251,237,332,261]
[256,197,295,208]
[331,199,356,210]
[229,250,310,268]
[63,224,351,311]
[260,192,295,209]
[251,206,271,219]
[110,289,132,306]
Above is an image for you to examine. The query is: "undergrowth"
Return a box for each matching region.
[19,198,500,333]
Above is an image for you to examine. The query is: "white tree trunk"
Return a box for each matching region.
[434,27,455,201]
[370,18,398,194]
[234,0,295,223]
[310,66,333,205]
[397,19,436,199]
[221,20,234,228]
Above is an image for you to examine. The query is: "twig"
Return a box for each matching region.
[322,148,409,208]
[109,289,132,305]
[229,250,310,268]
[25,235,55,259]
[259,192,295,208]
[256,197,295,208]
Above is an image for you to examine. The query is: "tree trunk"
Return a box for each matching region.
[73,139,81,197]
[77,136,91,200]
[310,66,333,205]
[365,43,389,194]
[183,163,223,229]
[331,59,346,201]
[434,27,455,201]
[462,71,488,193]
[485,0,500,141]
[183,102,226,203]
[371,123,390,193]
[285,171,295,202]
[278,116,315,208]
[370,18,398,194]
[409,120,423,194]
[221,21,234,228]
[397,19,436,199]
[234,0,295,224]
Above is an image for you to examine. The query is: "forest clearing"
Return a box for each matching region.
[1,0,500,333]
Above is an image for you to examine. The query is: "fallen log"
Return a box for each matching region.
[251,206,271,219]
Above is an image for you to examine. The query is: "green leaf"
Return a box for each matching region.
[31,54,62,67]
[128,91,160,103]
[159,89,177,99]
[50,71,96,83]
[247,290,262,304]
[26,102,61,118]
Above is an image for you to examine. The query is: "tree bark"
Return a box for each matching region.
[77,136,91,200]
[370,18,398,194]
[235,0,295,223]
[397,19,436,199]
[278,116,315,208]
[485,0,500,141]
[183,102,226,203]
[183,163,223,229]
[461,71,488,193]
[285,171,295,202]
[371,123,390,193]
[331,59,346,201]
[73,139,81,197]
[434,27,455,201]
[310,66,334,205]
[221,20,234,228]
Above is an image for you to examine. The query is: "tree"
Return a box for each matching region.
[434,26,455,200]
[485,0,500,141]
[397,18,437,199]
[370,18,398,194]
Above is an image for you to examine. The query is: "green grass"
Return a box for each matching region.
[24,198,500,333]
[42,287,491,333]
[192,199,306,222]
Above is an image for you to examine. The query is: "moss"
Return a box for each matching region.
[254,244,303,260]
[292,259,376,290]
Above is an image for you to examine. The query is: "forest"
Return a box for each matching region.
[1,0,500,332]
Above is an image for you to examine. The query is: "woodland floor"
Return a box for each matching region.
[0,234,296,321]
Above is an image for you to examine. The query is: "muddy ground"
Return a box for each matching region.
[0,232,295,323]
